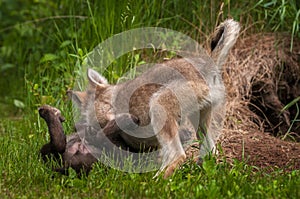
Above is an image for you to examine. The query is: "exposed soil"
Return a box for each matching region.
[220,130,300,171]
[218,33,300,171]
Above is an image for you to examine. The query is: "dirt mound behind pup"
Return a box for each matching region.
[220,33,300,170]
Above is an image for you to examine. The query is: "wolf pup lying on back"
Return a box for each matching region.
[40,19,240,178]
[39,104,140,177]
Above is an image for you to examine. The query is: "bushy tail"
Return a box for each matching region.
[210,19,240,70]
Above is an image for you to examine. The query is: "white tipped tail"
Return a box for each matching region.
[211,19,240,69]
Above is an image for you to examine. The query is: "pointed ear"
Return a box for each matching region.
[67,90,87,107]
[87,68,108,88]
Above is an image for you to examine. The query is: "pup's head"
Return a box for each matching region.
[68,69,114,128]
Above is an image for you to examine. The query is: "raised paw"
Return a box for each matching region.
[38,105,65,122]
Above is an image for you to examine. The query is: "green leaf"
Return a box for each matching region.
[60,40,72,48]
[282,96,300,112]
[13,99,25,109]
[39,53,59,63]
[0,63,15,72]
[78,48,83,57]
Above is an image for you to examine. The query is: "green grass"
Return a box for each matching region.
[0,0,299,198]
[1,115,300,198]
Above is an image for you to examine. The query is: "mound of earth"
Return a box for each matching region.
[220,130,300,171]
[218,32,300,171]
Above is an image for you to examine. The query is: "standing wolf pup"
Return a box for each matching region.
[39,19,240,178]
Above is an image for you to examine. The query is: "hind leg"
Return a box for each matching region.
[198,107,216,163]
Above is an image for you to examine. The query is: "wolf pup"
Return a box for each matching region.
[65,19,240,178]
[38,104,139,177]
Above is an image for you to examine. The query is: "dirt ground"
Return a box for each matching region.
[220,131,300,171]
[217,33,300,171]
